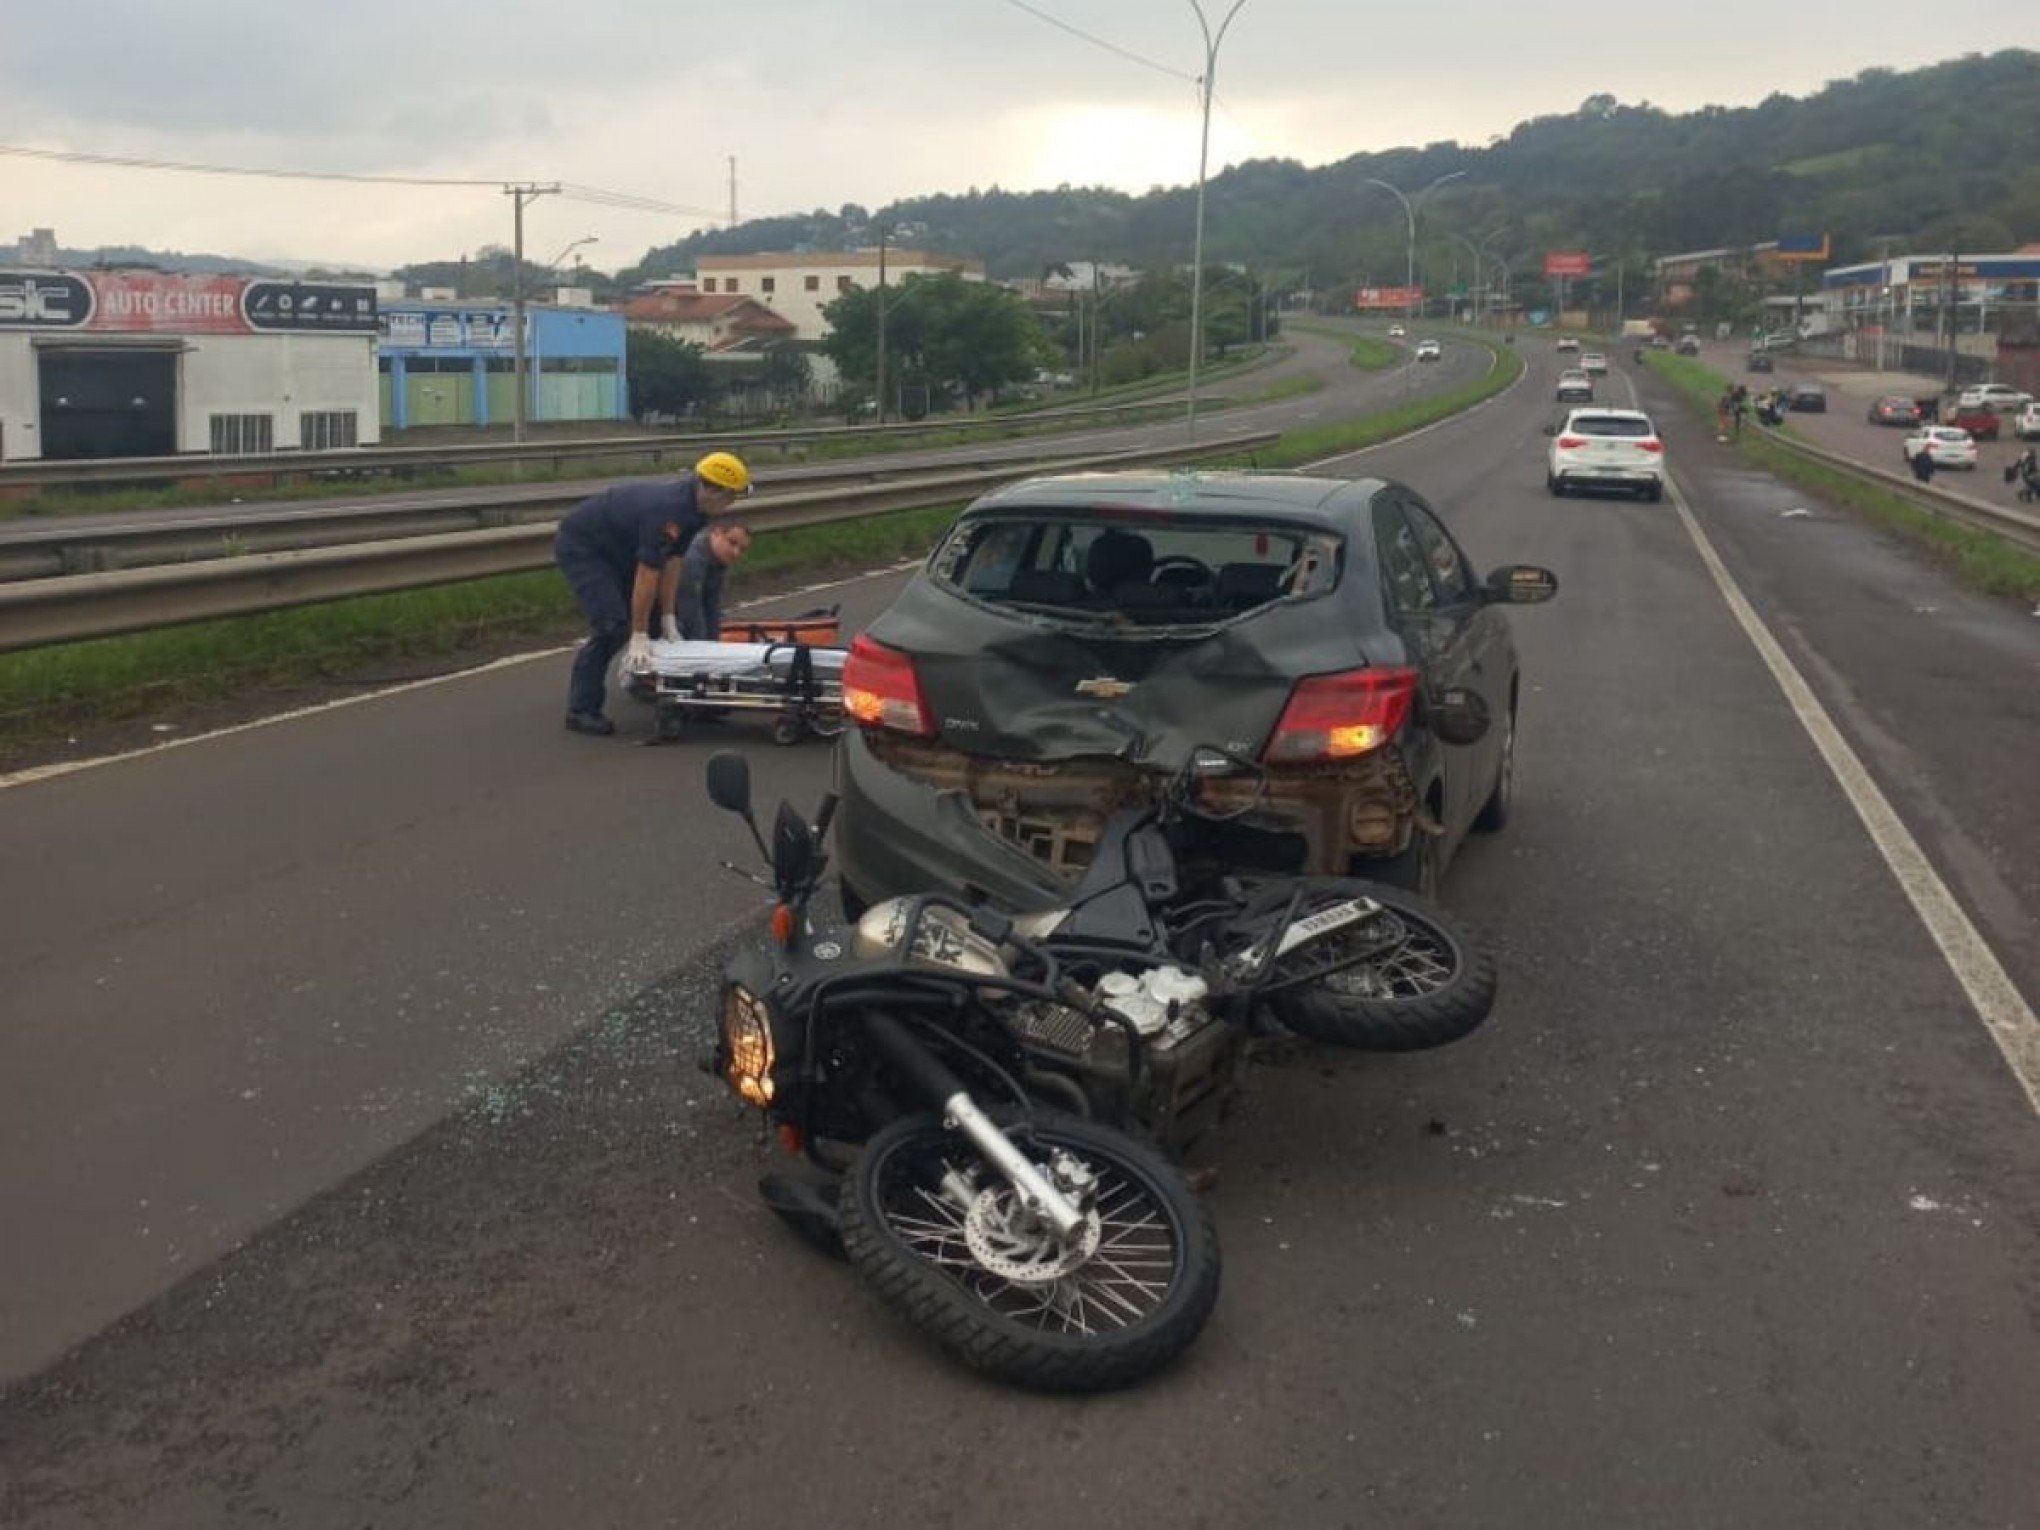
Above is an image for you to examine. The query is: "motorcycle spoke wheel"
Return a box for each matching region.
[840,1111,1219,1390]
[1266,882,1498,1051]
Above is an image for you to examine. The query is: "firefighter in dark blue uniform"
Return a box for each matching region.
[552,451,751,734]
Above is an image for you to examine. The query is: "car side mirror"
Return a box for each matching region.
[1424,685,1491,747]
[1484,565,1560,604]
[706,751,753,816]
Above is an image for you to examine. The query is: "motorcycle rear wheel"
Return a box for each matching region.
[839,1109,1219,1392]
[1267,881,1497,1051]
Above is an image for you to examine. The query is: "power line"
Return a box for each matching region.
[998,0,1196,83]
[0,142,725,221]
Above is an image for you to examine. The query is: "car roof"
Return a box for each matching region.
[965,470,1385,528]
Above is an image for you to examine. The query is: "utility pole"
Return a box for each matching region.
[874,226,889,425]
[1944,249,1960,393]
[728,156,738,227]
[1185,0,1250,442]
[505,182,560,444]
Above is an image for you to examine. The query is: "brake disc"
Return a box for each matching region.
[962,1185,1102,1284]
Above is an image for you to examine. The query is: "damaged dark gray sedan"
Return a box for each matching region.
[834,470,1557,913]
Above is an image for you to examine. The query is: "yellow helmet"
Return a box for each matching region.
[694,451,751,495]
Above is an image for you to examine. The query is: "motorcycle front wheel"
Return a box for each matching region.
[1266,880,1497,1051]
[839,1109,1219,1392]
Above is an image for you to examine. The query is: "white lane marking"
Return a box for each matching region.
[0,560,925,790]
[1665,472,2040,1116]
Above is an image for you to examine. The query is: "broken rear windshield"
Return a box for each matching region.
[1569,414,1655,437]
[930,511,1342,627]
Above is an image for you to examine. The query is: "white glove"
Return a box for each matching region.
[659,615,681,642]
[625,633,654,673]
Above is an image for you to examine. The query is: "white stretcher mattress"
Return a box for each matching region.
[639,639,848,680]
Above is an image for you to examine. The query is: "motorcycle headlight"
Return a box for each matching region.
[719,984,776,1107]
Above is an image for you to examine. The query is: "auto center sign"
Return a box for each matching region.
[0,270,377,334]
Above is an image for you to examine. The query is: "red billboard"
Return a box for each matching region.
[1354,286,1423,309]
[1543,252,1592,278]
[85,272,247,334]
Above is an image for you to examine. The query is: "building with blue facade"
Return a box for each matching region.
[377,299,627,430]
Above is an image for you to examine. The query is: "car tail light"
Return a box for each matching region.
[843,635,933,737]
[1638,439,1664,453]
[1556,435,1586,449]
[1265,667,1419,763]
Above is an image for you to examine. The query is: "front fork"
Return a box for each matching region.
[862,1011,1090,1243]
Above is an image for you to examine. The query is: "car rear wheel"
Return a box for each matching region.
[1471,707,1514,833]
[1546,474,1564,497]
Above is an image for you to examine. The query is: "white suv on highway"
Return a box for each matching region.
[2017,401,2040,441]
[1546,408,1666,501]
[1414,338,1442,361]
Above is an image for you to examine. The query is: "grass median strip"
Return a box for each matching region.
[0,503,963,754]
[1643,352,2040,601]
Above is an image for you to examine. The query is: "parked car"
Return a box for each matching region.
[1786,383,1827,413]
[1545,407,1666,501]
[832,471,1560,909]
[2016,401,2040,441]
[1946,402,2001,441]
[1746,351,1774,373]
[1555,369,1595,402]
[1956,382,2033,412]
[1902,426,1978,470]
[1415,338,1442,362]
[1580,351,1608,376]
[1675,335,1701,356]
[1868,395,1923,427]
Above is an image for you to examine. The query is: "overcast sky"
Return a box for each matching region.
[3,2,2030,272]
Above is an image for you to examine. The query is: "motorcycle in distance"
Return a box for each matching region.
[701,745,1497,1391]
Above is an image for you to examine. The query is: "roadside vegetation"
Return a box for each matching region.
[1644,351,2040,601]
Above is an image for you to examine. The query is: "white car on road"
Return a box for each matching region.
[1579,351,1608,376]
[1415,338,1442,361]
[2017,401,2040,441]
[1546,407,1666,501]
[1903,426,1979,470]
[1388,324,1406,338]
[1956,382,2033,413]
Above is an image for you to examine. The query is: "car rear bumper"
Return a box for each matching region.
[1552,465,1663,490]
[834,727,1426,909]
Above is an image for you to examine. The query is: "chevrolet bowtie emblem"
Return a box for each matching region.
[1075,676,1134,700]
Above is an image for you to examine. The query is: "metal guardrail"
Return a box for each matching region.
[0,431,1280,654]
[0,449,1140,581]
[0,395,1212,495]
[1759,428,2040,556]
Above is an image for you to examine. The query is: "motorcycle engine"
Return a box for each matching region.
[1015,965,1215,1058]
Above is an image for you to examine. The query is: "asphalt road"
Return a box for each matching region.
[4,332,2038,1529]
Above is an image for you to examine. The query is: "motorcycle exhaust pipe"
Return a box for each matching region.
[862,1011,1088,1242]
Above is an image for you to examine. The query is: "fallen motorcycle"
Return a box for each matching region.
[701,746,1495,1389]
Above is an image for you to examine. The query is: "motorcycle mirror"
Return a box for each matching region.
[1425,685,1492,748]
[771,800,817,892]
[1484,565,1560,605]
[706,751,753,816]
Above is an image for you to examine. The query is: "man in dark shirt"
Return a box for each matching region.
[552,451,750,734]
[659,521,752,641]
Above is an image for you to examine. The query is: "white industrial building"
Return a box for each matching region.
[0,268,380,463]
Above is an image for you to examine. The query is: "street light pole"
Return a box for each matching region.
[1364,171,1465,323]
[505,182,561,445]
[1185,0,1248,442]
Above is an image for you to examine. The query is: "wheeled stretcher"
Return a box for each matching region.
[626,607,847,745]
